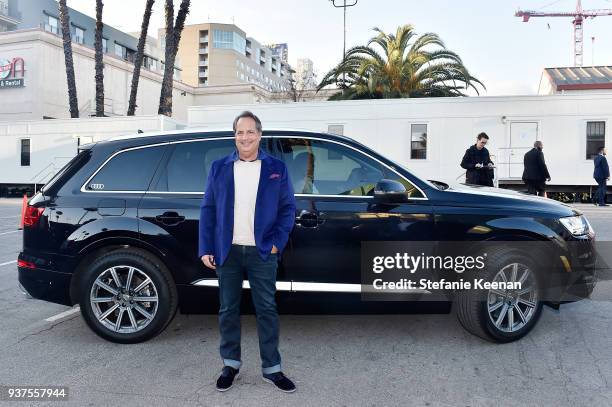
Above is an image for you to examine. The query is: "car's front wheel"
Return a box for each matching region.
[78,248,178,343]
[455,249,543,343]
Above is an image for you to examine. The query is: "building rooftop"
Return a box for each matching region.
[544,66,612,91]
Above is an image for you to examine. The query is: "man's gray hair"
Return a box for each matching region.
[233,111,262,133]
[534,140,543,148]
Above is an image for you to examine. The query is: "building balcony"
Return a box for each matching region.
[198,71,208,78]
[200,35,209,42]
[199,47,209,54]
[199,60,208,67]
[0,3,20,25]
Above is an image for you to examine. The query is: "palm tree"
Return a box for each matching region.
[94,0,104,117]
[317,24,484,100]
[58,0,79,117]
[128,0,155,116]
[158,0,190,117]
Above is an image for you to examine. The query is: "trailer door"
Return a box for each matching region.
[506,122,538,178]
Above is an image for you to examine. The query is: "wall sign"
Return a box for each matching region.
[0,57,25,89]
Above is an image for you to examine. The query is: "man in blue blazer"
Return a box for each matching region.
[593,146,610,206]
[199,111,297,393]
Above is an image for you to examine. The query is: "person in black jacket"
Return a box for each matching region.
[522,141,551,196]
[593,146,610,206]
[460,132,494,186]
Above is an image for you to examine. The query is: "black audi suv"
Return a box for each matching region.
[18,130,597,344]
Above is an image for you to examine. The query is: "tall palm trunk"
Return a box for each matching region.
[158,0,190,117]
[94,0,104,117]
[58,0,79,118]
[127,0,155,116]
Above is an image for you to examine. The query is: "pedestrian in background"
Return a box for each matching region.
[522,140,551,197]
[593,146,610,206]
[460,132,495,187]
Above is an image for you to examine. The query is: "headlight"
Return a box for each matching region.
[559,215,593,236]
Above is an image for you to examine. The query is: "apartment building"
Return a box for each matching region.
[174,23,291,92]
[2,0,179,78]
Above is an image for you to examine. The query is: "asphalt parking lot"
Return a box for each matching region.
[0,198,611,407]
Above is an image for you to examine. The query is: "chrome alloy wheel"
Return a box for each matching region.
[486,263,539,333]
[89,265,159,334]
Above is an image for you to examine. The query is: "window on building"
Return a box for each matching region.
[125,48,136,63]
[213,29,246,54]
[86,146,165,191]
[20,139,30,167]
[45,15,59,35]
[586,121,606,160]
[213,29,232,48]
[199,29,209,43]
[74,26,84,44]
[410,124,427,159]
[143,56,157,70]
[102,38,108,53]
[115,43,127,59]
[327,125,344,136]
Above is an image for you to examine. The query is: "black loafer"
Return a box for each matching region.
[262,372,296,393]
[216,366,240,392]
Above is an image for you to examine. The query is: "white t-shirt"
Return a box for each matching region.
[232,159,261,246]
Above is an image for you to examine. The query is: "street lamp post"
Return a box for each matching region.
[329,0,358,90]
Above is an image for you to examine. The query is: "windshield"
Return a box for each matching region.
[381,155,441,190]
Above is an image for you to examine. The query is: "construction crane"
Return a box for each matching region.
[515,0,612,66]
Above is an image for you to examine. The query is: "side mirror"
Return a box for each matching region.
[374,179,408,203]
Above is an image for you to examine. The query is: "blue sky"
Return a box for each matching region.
[66,0,612,95]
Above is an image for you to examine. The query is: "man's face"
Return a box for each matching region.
[476,137,488,149]
[604,148,608,156]
[235,117,261,157]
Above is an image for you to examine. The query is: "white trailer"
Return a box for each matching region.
[188,93,612,192]
[0,115,184,196]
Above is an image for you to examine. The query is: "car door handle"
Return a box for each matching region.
[155,212,185,226]
[295,210,323,228]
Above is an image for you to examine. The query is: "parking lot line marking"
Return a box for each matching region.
[45,306,80,322]
[0,230,21,235]
[0,260,17,267]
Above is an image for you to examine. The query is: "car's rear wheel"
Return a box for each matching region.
[78,248,177,343]
[455,249,543,343]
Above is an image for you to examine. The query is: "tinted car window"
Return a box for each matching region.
[86,145,165,191]
[152,139,236,192]
[277,138,424,198]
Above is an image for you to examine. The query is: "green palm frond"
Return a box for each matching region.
[317,24,484,100]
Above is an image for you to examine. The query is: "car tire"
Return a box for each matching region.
[78,248,178,344]
[455,248,543,343]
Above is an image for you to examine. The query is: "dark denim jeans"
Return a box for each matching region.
[216,244,281,374]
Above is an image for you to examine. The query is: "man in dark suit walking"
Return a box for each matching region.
[593,146,610,206]
[522,141,551,196]
[460,132,495,187]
